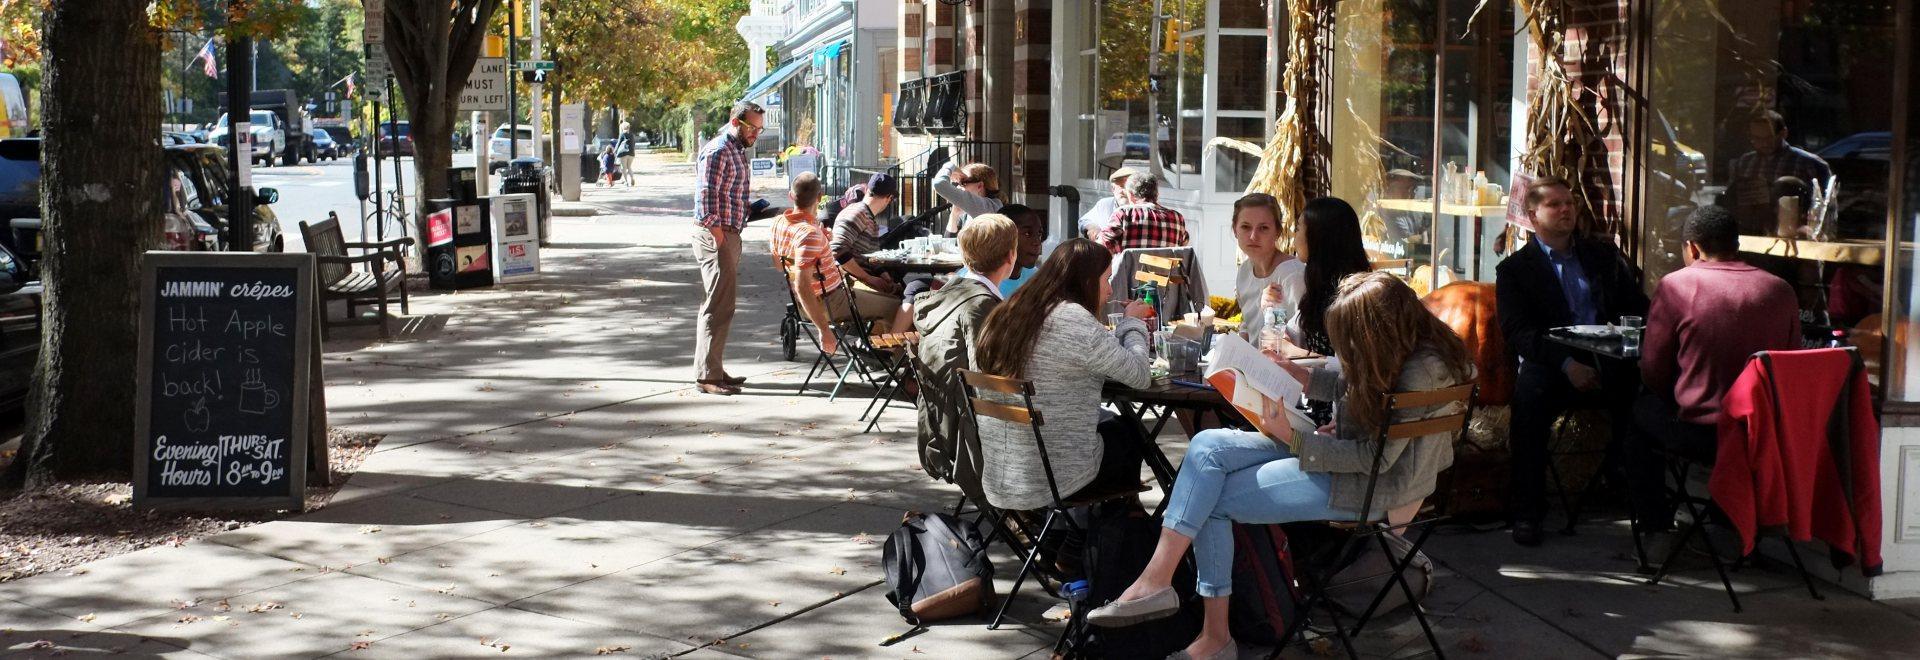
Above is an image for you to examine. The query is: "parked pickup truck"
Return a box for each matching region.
[215,89,313,166]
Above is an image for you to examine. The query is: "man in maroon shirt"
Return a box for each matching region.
[1631,205,1801,528]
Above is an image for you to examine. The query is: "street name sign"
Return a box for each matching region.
[514,60,556,72]
[135,252,315,511]
[461,57,508,111]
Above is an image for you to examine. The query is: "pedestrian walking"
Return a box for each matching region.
[691,101,772,395]
[617,121,637,188]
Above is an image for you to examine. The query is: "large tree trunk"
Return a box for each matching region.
[384,0,498,231]
[8,0,163,487]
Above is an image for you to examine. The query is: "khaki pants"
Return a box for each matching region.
[825,282,903,333]
[692,227,740,381]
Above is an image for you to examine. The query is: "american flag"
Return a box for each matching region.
[192,39,217,78]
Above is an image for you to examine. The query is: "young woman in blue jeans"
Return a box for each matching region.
[1085,272,1474,660]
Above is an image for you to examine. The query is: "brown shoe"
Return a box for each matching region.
[721,375,747,386]
[696,381,740,395]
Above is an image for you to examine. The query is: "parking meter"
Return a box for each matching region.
[353,152,371,201]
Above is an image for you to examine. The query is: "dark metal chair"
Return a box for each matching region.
[957,369,1149,632]
[772,253,844,394]
[1273,383,1477,660]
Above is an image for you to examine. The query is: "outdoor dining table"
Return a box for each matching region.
[861,250,965,277]
[1102,376,1247,495]
[1544,326,1646,559]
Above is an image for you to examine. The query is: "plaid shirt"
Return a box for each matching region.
[695,132,751,231]
[1099,203,1190,253]
[772,208,844,297]
[1728,143,1832,209]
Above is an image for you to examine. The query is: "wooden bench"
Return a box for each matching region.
[299,213,412,339]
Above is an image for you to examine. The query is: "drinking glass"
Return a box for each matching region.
[1619,315,1645,355]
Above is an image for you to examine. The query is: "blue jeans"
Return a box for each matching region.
[1162,429,1355,597]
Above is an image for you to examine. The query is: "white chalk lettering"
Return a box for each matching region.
[224,310,285,339]
[228,281,294,300]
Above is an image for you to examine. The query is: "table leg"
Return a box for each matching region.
[1117,399,1178,493]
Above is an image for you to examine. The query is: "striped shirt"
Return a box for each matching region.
[831,201,883,261]
[773,208,844,296]
[695,132,751,231]
[1098,203,1190,254]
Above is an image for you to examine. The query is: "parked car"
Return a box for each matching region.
[308,128,341,160]
[487,124,535,171]
[316,124,357,154]
[161,131,199,147]
[0,240,38,412]
[166,144,284,253]
[0,138,35,257]
[376,120,414,157]
[208,109,286,167]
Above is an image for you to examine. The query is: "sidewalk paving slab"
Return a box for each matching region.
[112,572,496,660]
[1,596,217,659]
[332,606,692,659]
[2,543,317,629]
[204,496,521,570]
[507,547,876,646]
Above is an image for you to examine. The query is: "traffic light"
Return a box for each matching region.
[521,69,547,85]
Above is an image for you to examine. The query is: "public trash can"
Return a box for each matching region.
[501,157,553,246]
[579,151,600,183]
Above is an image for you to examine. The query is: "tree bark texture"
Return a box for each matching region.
[384,0,499,237]
[11,0,164,487]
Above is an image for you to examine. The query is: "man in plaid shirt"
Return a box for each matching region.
[1098,173,1190,254]
[691,101,769,395]
[1727,110,1831,235]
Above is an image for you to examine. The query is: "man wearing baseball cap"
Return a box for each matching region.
[1078,167,1138,239]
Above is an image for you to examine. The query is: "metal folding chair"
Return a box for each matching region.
[957,369,1148,633]
[772,254,845,394]
[860,331,920,432]
[1272,383,1476,660]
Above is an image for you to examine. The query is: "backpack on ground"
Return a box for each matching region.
[1228,523,1304,647]
[1324,530,1433,616]
[1071,501,1201,660]
[882,512,995,624]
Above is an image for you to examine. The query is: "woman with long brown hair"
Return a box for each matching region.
[1085,272,1473,660]
[972,238,1155,513]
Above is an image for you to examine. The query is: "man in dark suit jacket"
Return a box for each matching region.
[1496,176,1649,547]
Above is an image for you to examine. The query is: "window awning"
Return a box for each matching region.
[743,57,810,102]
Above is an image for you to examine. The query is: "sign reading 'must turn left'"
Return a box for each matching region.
[135,252,314,510]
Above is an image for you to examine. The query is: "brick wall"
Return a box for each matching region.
[1013,0,1052,206]
[1562,0,1633,243]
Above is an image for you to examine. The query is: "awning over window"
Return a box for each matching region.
[743,57,809,102]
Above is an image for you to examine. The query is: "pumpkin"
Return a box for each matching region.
[1421,280,1514,406]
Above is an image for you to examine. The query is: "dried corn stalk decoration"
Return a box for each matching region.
[1240,0,1328,250]
[1513,0,1612,240]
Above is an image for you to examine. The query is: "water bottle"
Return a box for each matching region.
[1829,329,1849,348]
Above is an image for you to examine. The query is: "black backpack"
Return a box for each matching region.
[1071,502,1201,659]
[1229,523,1304,647]
[882,512,995,624]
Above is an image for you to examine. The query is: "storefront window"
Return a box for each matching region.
[1643,0,1898,393]
[1329,0,1514,290]
[1083,0,1278,195]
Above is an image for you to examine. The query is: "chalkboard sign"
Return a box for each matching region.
[135,252,314,510]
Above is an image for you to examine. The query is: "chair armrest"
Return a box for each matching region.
[314,253,394,266]
[344,237,415,250]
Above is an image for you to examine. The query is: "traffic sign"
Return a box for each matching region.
[514,60,556,72]
[363,0,384,45]
[364,51,392,101]
[460,57,508,111]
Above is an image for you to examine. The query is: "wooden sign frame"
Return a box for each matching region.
[134,252,314,511]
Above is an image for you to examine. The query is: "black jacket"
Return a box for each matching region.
[1495,235,1648,371]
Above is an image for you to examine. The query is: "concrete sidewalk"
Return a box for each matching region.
[4,152,1918,659]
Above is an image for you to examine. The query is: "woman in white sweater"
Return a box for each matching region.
[933,160,1004,236]
[972,238,1156,512]
[1230,192,1302,339]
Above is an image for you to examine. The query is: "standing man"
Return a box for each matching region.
[692,101,768,396]
[1495,176,1648,546]
[1726,110,1831,235]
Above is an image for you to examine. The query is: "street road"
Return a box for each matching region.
[255,152,477,251]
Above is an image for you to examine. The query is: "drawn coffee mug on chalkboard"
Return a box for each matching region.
[184,397,211,432]
[237,370,280,415]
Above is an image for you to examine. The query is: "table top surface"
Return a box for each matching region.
[1104,377,1228,405]
[1546,330,1639,361]
[864,251,965,273]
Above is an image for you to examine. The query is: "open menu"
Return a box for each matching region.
[1203,333,1322,441]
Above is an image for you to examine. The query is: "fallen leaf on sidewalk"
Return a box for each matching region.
[76,613,95,623]
[349,641,371,651]
[246,602,283,613]
[829,567,846,575]
[359,526,382,534]
[1457,633,1489,652]
[594,646,630,655]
